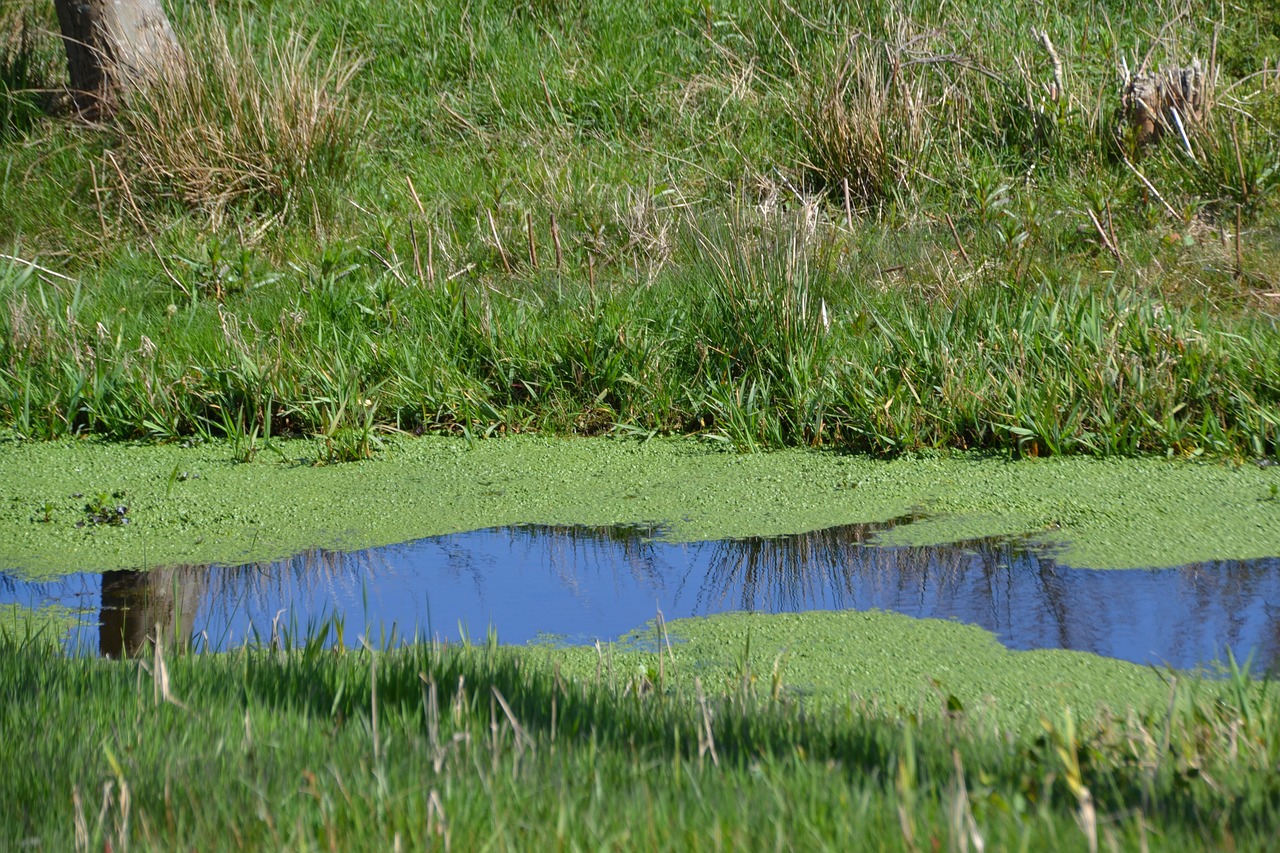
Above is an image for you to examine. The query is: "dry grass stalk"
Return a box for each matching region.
[526,212,537,268]
[487,208,511,274]
[110,10,362,224]
[551,212,563,270]
[1087,207,1123,261]
[614,187,675,279]
[797,16,967,210]
[944,213,970,262]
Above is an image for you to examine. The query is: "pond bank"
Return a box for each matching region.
[1,435,1277,576]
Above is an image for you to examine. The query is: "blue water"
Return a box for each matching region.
[3,522,1278,671]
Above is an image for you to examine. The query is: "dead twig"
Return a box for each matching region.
[406,175,426,216]
[843,177,853,230]
[0,252,76,282]
[446,262,476,282]
[104,149,146,228]
[409,221,425,286]
[1086,208,1123,261]
[1122,156,1181,222]
[487,209,512,275]
[526,212,538,268]
[1235,204,1244,280]
[1033,28,1064,101]
[944,213,969,262]
[551,213,563,271]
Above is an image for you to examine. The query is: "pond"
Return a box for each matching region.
[3,520,1279,671]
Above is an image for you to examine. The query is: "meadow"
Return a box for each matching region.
[0,0,1277,457]
[4,0,1280,848]
[3,620,1280,851]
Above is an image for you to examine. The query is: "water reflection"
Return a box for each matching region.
[2,522,1279,671]
[99,566,206,658]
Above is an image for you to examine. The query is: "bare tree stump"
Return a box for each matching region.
[1121,60,1208,148]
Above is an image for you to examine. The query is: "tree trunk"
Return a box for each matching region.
[99,566,206,658]
[53,0,182,117]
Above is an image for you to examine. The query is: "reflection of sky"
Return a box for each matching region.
[2,526,1279,672]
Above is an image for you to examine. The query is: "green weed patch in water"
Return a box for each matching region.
[0,436,1277,576]
[0,602,84,646]
[541,609,1178,732]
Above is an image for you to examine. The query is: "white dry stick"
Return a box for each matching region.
[843,177,853,230]
[428,789,451,851]
[487,209,512,275]
[73,785,88,853]
[0,253,76,282]
[1086,208,1123,261]
[1169,106,1195,159]
[526,212,538,268]
[445,262,476,282]
[550,213,564,271]
[1035,28,1064,101]
[409,221,425,285]
[1121,156,1181,222]
[695,677,719,766]
[492,686,533,758]
[427,225,436,283]
[406,175,427,216]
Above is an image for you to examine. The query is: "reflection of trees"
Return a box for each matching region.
[205,548,396,645]
[1264,599,1280,675]
[654,529,1280,671]
[1175,559,1280,673]
[694,522,998,613]
[409,524,1280,671]
[6,519,1274,670]
[98,549,396,656]
[505,524,669,602]
[698,521,905,610]
[99,566,207,658]
[205,549,387,615]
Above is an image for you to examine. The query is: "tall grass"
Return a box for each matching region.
[109,7,363,223]
[799,31,924,207]
[0,1,53,140]
[2,208,1277,457]
[0,0,1278,456]
[2,627,1279,850]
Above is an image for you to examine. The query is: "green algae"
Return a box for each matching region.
[535,609,1188,732]
[0,432,1267,729]
[0,435,1277,577]
[0,603,84,645]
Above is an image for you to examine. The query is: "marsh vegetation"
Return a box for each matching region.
[4,0,1280,847]
[4,618,1280,850]
[1,0,1278,457]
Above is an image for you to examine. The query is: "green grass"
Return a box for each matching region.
[4,3,1280,845]
[0,0,1277,458]
[2,624,1279,850]
[2,219,1277,456]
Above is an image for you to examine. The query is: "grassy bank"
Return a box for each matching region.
[3,625,1279,851]
[1,0,1279,457]
[5,3,1280,846]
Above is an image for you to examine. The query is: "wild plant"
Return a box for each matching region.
[0,4,46,141]
[683,208,837,448]
[794,18,946,211]
[305,361,386,463]
[108,6,363,225]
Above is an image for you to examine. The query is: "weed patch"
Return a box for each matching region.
[108,7,363,224]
